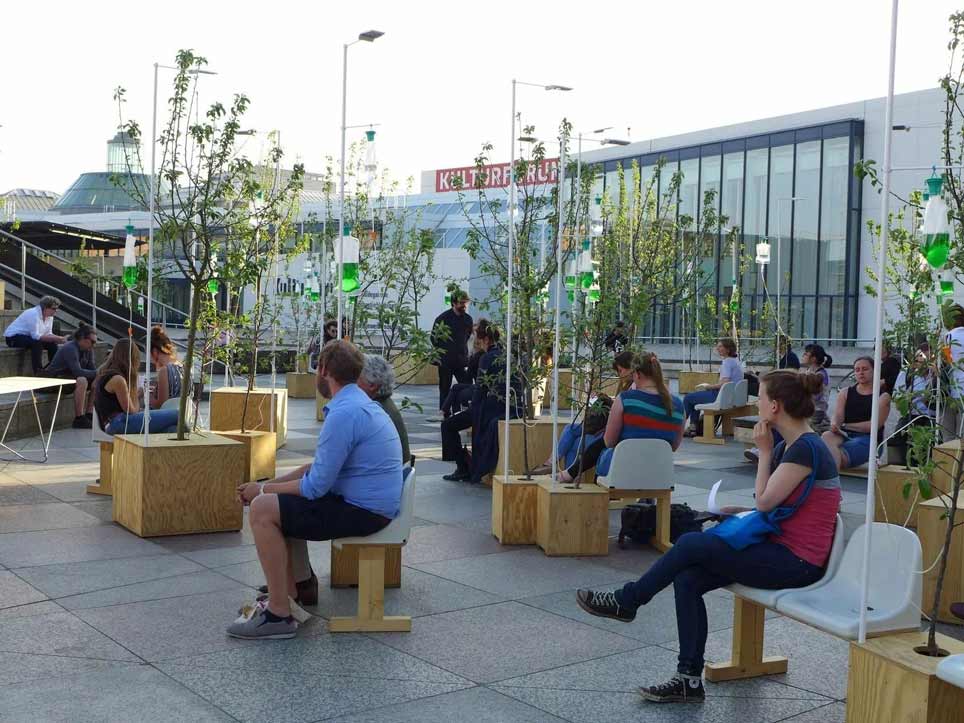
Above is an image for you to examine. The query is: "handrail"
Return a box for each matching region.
[0,260,189,351]
[0,227,190,322]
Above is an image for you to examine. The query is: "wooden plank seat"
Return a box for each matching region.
[328,467,415,633]
[705,520,922,682]
[732,415,758,445]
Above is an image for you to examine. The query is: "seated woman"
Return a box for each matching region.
[613,350,636,394]
[576,370,840,703]
[149,326,186,409]
[557,353,684,483]
[683,338,744,436]
[529,394,612,476]
[822,356,891,470]
[93,339,179,435]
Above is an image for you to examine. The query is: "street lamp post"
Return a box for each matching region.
[337,30,384,341]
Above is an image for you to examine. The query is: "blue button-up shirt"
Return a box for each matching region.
[299,383,402,518]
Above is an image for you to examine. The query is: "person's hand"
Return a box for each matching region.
[830,421,841,435]
[237,482,262,505]
[720,505,752,515]
[696,382,709,390]
[753,420,773,455]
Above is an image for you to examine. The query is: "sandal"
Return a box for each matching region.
[529,463,553,475]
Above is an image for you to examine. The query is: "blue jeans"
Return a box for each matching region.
[615,532,823,676]
[106,409,180,435]
[683,389,718,428]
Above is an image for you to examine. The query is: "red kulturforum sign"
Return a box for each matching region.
[435,158,560,193]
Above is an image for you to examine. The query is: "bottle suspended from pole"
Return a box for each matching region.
[207,251,220,295]
[122,224,138,290]
[922,175,950,269]
[565,259,577,304]
[578,239,594,290]
[336,224,360,293]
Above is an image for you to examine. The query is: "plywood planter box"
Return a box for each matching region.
[846,631,964,723]
[216,430,276,484]
[918,493,964,624]
[678,370,718,394]
[492,474,541,545]
[111,433,246,537]
[285,372,316,399]
[393,353,438,386]
[330,545,401,588]
[210,387,287,448]
[536,480,609,556]
[496,419,556,478]
[875,464,924,527]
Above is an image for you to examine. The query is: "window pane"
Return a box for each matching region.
[792,141,820,298]
[820,137,849,295]
[640,164,657,210]
[659,158,678,216]
[767,145,794,310]
[700,153,722,292]
[744,148,768,294]
[721,151,744,289]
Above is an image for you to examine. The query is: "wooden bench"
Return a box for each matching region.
[705,521,922,682]
[328,467,415,633]
[694,380,756,446]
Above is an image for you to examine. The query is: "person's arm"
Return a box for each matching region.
[757,462,812,512]
[830,387,847,433]
[603,397,624,448]
[238,463,311,503]
[62,345,85,379]
[151,366,170,409]
[105,375,139,413]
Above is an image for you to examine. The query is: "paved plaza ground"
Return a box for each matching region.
[0,380,959,722]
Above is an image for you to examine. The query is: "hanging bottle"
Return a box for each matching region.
[207,251,220,295]
[337,225,361,293]
[122,224,138,289]
[922,175,951,269]
[564,259,577,291]
[578,239,594,290]
[587,282,601,304]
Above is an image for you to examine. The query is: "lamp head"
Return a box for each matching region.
[602,138,631,146]
[358,30,384,42]
[544,84,572,92]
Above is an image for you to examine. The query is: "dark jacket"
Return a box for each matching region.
[778,350,801,370]
[431,308,473,369]
[376,395,411,465]
[469,344,524,483]
[45,341,96,381]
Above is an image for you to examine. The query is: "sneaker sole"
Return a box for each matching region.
[638,690,704,703]
[226,630,297,640]
[575,595,635,623]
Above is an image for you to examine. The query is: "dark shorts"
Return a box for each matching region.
[277,493,391,542]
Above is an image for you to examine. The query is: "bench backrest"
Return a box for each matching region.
[836,522,921,610]
[732,379,749,407]
[603,438,673,490]
[716,382,736,410]
[90,407,112,444]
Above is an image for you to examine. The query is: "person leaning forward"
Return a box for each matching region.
[229,340,403,640]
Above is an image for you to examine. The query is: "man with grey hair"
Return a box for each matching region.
[4,295,67,373]
[358,354,411,465]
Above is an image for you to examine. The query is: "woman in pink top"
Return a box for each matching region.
[575,370,839,704]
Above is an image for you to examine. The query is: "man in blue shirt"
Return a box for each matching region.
[228,340,402,640]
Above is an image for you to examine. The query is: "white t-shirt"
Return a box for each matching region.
[719,356,744,384]
[945,327,964,400]
[4,306,53,341]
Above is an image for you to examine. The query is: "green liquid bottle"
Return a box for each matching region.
[207,278,219,295]
[587,287,601,303]
[729,298,740,313]
[922,176,951,270]
[341,263,360,293]
[564,274,576,290]
[309,290,320,302]
[566,290,574,303]
[122,265,138,290]
[924,233,951,268]
[940,279,955,296]
[580,271,594,289]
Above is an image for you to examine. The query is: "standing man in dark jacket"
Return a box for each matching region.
[431,289,473,417]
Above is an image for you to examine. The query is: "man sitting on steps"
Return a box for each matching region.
[43,323,97,429]
[229,340,403,640]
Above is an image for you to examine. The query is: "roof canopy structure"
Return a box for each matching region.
[0,220,135,251]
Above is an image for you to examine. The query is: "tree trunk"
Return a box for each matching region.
[241,277,262,434]
[928,459,962,653]
[176,284,202,441]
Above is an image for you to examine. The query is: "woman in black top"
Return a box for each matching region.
[822,356,890,469]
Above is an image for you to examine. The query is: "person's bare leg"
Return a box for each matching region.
[287,538,311,587]
[73,377,87,418]
[249,494,291,617]
[84,379,94,413]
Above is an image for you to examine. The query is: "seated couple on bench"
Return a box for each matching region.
[577,371,840,703]
[229,340,404,639]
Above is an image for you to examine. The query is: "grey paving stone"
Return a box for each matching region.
[491,684,824,723]
[0,501,103,534]
[59,570,248,611]
[69,499,114,523]
[0,570,47,609]
[20,479,95,503]
[0,664,235,723]
[451,512,497,534]
[403,522,511,564]
[411,548,630,598]
[329,686,566,722]
[0,481,58,507]
[413,489,494,524]
[14,552,203,598]
[593,542,662,573]
[313,566,504,618]
[495,643,829,700]
[75,588,322,662]
[780,701,846,722]
[163,631,467,684]
[157,662,471,723]
[181,543,262,568]
[0,652,139,687]
[375,601,641,684]
[520,586,737,645]
[150,525,256,554]
[0,600,64,621]
[409,458,451,475]
[0,611,139,661]
[0,525,167,567]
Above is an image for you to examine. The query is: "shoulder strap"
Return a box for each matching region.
[770,435,820,522]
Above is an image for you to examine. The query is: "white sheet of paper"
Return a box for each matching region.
[707,479,725,515]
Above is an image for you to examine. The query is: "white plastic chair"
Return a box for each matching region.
[732,379,749,407]
[696,381,735,413]
[727,513,846,608]
[86,408,114,496]
[937,654,964,689]
[599,439,675,552]
[329,467,415,633]
[776,522,922,639]
[160,395,195,428]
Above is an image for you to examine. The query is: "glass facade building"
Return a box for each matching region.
[600,120,864,343]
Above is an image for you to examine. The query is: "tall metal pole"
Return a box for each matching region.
[337,43,349,341]
[503,79,517,481]
[270,131,281,433]
[572,133,582,419]
[144,62,158,444]
[550,136,568,481]
[859,0,899,644]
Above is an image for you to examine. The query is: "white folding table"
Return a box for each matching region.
[0,376,75,463]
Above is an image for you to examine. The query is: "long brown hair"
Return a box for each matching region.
[96,339,140,394]
[150,326,176,359]
[634,352,673,415]
[761,369,823,419]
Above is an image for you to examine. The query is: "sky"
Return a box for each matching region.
[1,0,960,196]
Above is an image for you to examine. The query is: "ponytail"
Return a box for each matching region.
[634,352,673,415]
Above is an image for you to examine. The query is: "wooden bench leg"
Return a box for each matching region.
[695,412,724,445]
[722,414,736,436]
[328,545,411,633]
[650,490,672,553]
[704,597,788,681]
[86,442,113,496]
[330,544,401,589]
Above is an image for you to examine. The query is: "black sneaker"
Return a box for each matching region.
[443,470,470,482]
[72,415,92,429]
[575,589,636,622]
[639,675,705,703]
[744,448,759,464]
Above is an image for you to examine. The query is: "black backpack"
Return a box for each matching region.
[617,501,714,548]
